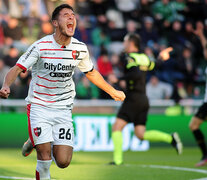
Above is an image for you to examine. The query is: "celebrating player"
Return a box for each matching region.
[0,4,125,179]
[110,33,183,165]
[189,21,207,167]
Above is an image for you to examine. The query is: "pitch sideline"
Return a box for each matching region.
[0,175,57,180]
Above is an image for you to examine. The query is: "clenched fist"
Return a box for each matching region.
[110,90,126,102]
[0,86,10,99]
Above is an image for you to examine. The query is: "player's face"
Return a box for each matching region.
[56,8,76,37]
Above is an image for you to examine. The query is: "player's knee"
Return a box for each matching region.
[37,151,51,160]
[189,117,200,131]
[189,122,198,131]
[56,159,71,168]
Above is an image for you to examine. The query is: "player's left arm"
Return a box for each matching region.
[85,69,125,101]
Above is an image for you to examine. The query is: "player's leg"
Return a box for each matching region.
[134,125,182,154]
[111,118,128,165]
[189,114,207,166]
[53,145,73,168]
[134,108,183,154]
[35,143,52,180]
[27,104,54,179]
[52,108,74,168]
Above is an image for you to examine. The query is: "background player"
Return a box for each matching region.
[189,21,207,167]
[110,33,183,165]
[0,4,125,179]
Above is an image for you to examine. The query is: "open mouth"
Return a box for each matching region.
[67,23,73,33]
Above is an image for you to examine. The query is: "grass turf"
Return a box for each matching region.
[0,147,207,180]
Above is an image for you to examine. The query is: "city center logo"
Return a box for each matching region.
[72,50,80,60]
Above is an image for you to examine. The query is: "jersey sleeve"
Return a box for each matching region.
[16,43,40,72]
[128,53,155,71]
[77,46,94,73]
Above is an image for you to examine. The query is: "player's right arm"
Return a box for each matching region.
[0,41,39,99]
[0,65,23,99]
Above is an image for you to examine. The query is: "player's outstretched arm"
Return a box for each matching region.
[0,65,23,99]
[85,69,125,101]
[158,47,173,61]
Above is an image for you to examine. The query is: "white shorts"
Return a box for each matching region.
[27,104,74,147]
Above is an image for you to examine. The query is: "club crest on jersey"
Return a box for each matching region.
[34,127,41,137]
[72,50,80,60]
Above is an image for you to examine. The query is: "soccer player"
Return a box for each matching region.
[110,33,183,165]
[189,21,207,167]
[0,4,125,179]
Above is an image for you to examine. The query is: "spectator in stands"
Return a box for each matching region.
[183,20,203,62]
[76,76,99,99]
[75,0,92,16]
[97,48,113,79]
[37,21,53,39]
[0,0,8,15]
[3,46,19,68]
[192,87,203,100]
[106,18,125,55]
[152,0,174,28]
[185,0,205,22]
[74,18,92,45]
[114,0,139,21]
[90,0,108,27]
[16,71,31,99]
[126,19,139,34]
[2,17,29,52]
[177,47,197,96]
[91,25,110,57]
[167,20,186,55]
[138,0,154,18]
[20,0,48,37]
[194,21,207,59]
[0,0,207,102]
[111,53,123,79]
[97,48,113,99]
[7,0,21,18]
[146,75,173,100]
[3,17,23,41]
[0,58,9,87]
[139,16,159,50]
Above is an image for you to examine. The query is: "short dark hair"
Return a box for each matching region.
[52,4,74,20]
[125,33,141,49]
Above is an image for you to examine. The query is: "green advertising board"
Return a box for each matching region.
[0,113,206,148]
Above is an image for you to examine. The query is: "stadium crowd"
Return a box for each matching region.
[0,0,207,101]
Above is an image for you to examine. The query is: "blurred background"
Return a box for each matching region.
[1,0,207,149]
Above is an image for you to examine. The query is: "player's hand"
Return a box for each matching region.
[193,21,204,38]
[0,86,10,99]
[158,47,173,61]
[110,90,126,102]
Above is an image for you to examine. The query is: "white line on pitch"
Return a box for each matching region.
[0,176,34,180]
[193,178,207,180]
[0,175,57,180]
[141,165,207,174]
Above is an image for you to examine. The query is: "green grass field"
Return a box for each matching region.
[1,147,207,180]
